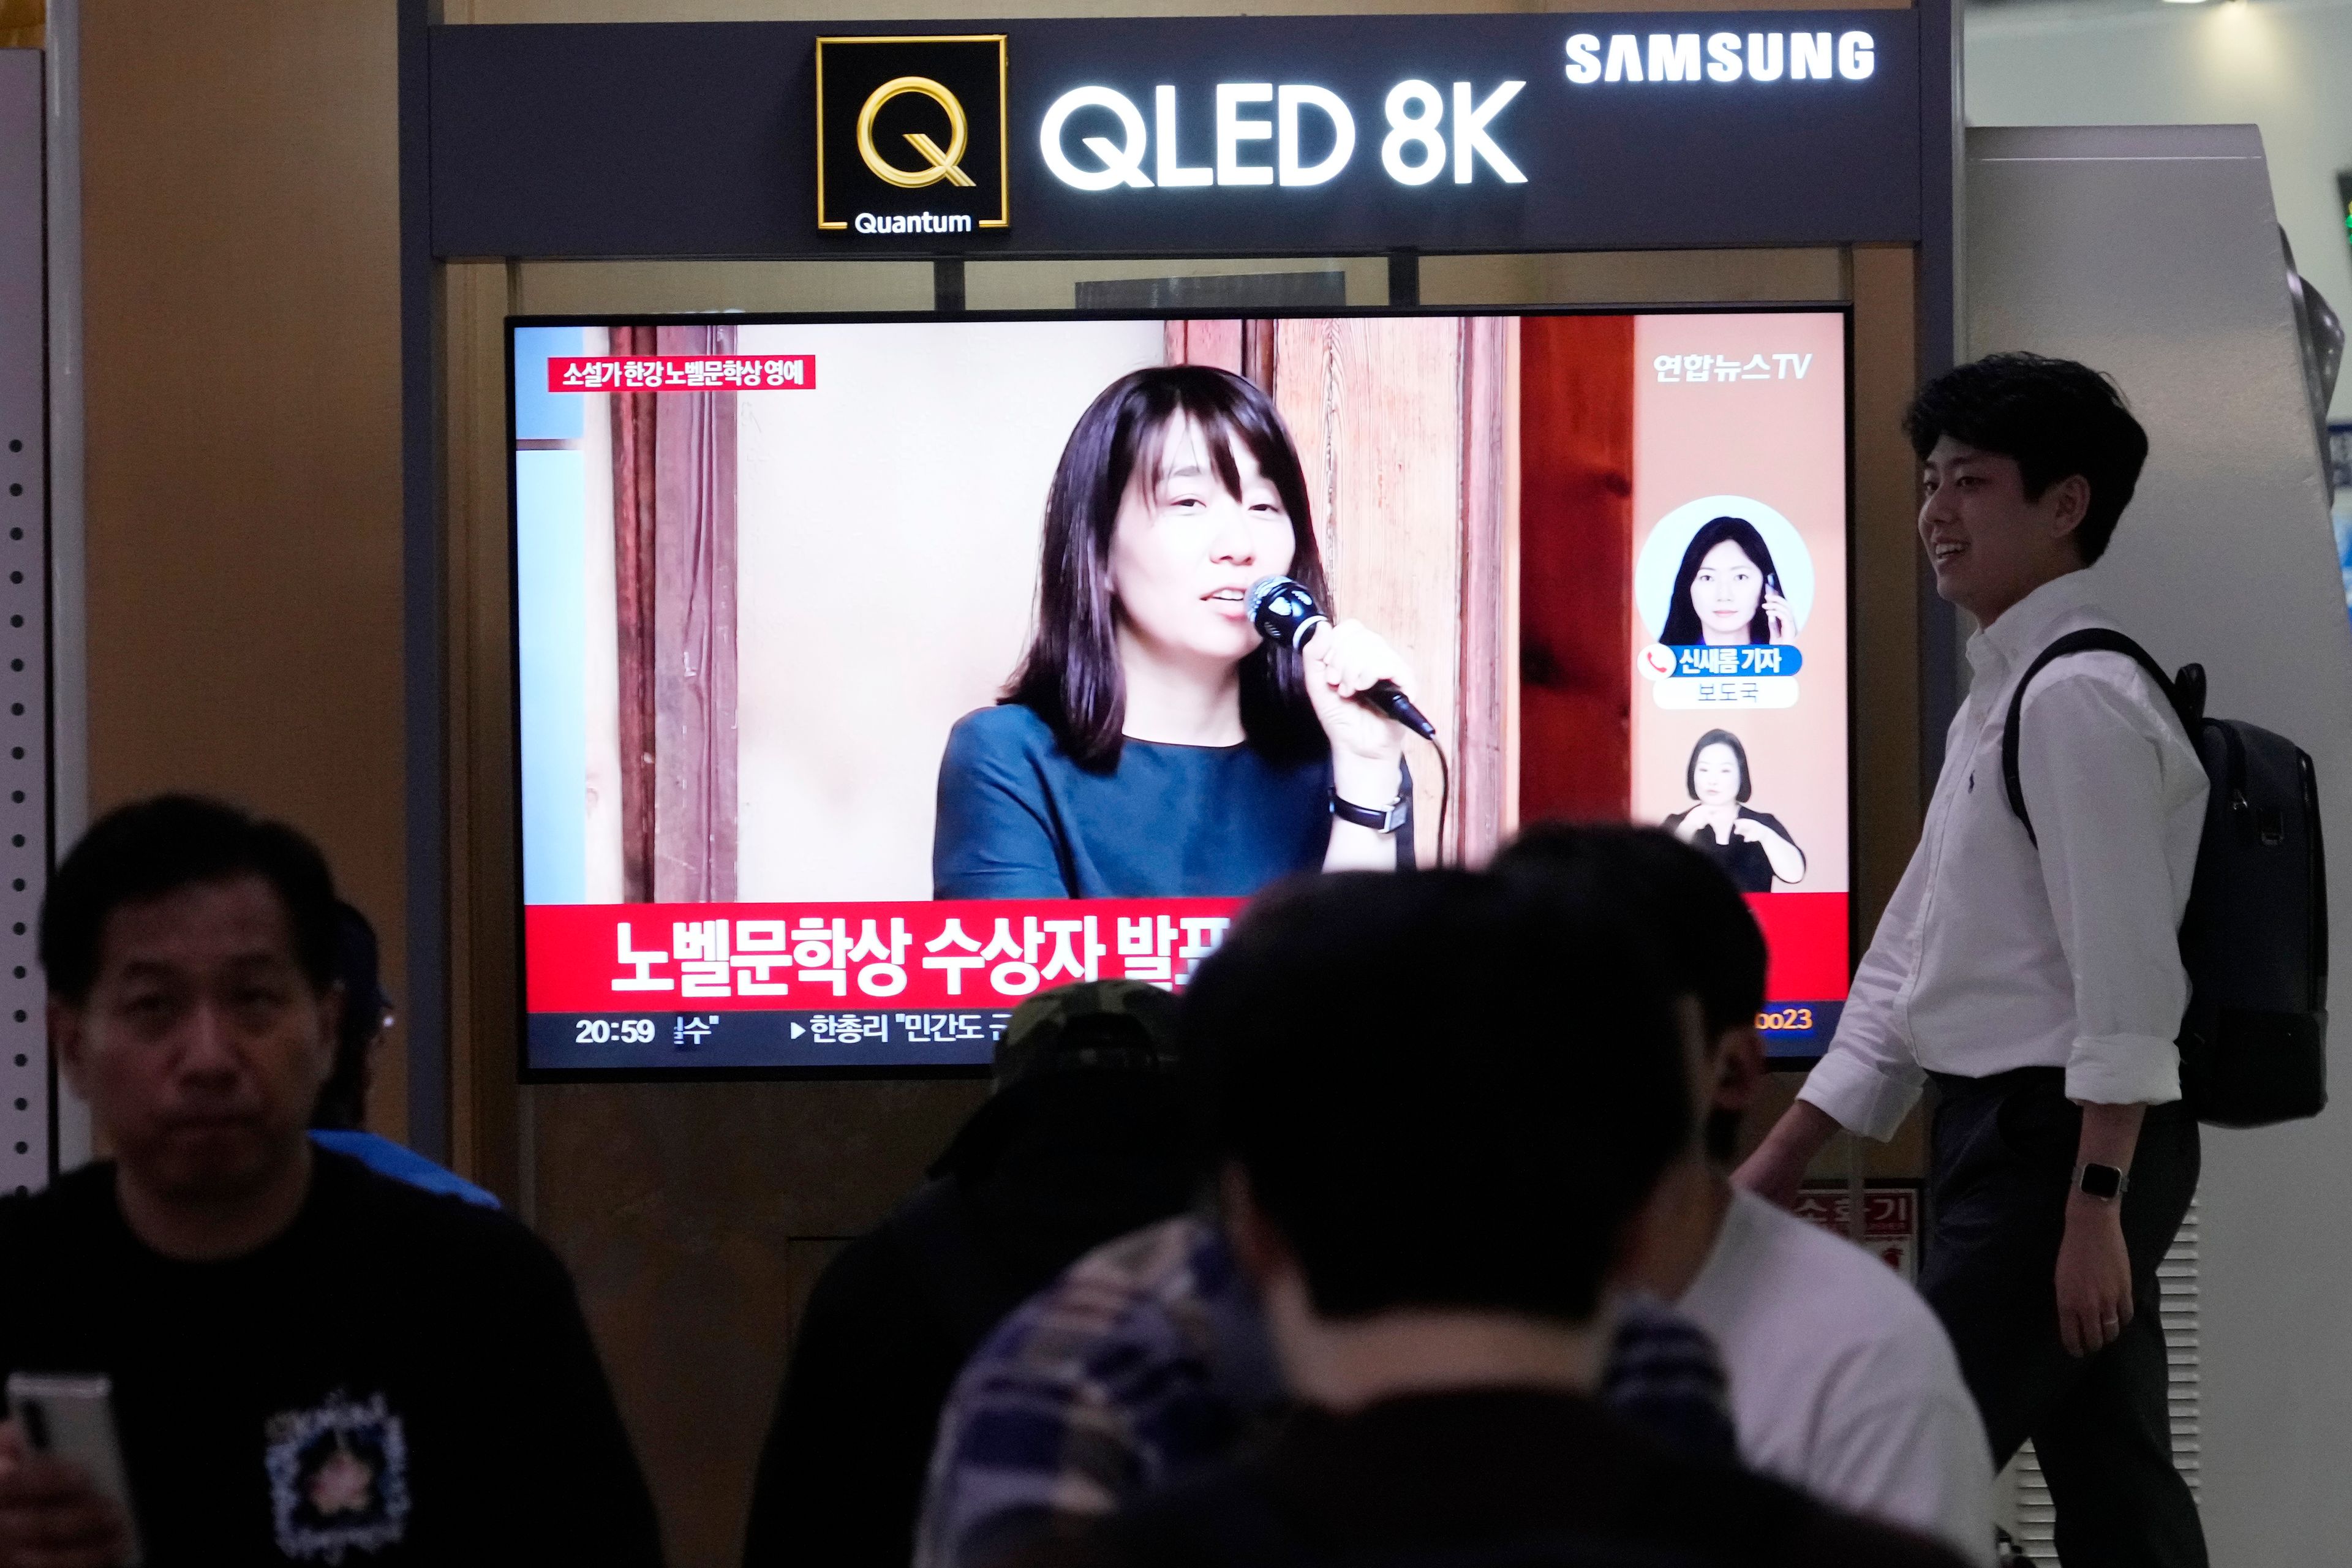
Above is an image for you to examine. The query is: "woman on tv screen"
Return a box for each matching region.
[932,365,1414,899]
[1663,728,1806,892]
[1660,515,1794,647]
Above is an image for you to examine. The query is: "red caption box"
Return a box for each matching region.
[547,355,816,392]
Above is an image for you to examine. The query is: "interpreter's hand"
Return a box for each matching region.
[1763,586,1794,644]
[2056,1195,2135,1357]
[0,1421,130,1568]
[1302,619,1413,788]
[1729,817,1762,843]
[1693,802,1740,842]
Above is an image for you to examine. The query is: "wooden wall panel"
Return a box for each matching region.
[442,259,524,1204]
[1455,318,1518,861]
[1849,246,1924,935]
[532,1078,986,1568]
[1272,317,1469,865]
[81,0,410,1137]
[1515,315,1637,823]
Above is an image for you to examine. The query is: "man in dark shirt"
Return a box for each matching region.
[744,980,1201,1568]
[1016,869,1964,1568]
[0,795,662,1567]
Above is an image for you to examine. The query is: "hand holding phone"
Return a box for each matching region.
[1,1374,138,1568]
[1762,571,1793,644]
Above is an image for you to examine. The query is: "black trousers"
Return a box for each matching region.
[1920,1068,2206,1568]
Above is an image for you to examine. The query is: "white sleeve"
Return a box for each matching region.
[2016,666,2201,1107]
[1798,846,1930,1142]
[1806,1383,1997,1567]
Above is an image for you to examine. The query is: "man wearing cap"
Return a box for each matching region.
[741,980,1202,1568]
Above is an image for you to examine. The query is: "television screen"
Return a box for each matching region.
[510,309,1852,1075]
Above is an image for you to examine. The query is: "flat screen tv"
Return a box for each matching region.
[509,308,1852,1076]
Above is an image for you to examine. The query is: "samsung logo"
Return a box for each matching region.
[853,211,978,234]
[1565,30,1875,85]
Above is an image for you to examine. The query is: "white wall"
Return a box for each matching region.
[1968,0,2352,416]
[1967,123,2352,1567]
[733,319,1166,900]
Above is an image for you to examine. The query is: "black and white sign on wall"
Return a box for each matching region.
[428,11,1928,259]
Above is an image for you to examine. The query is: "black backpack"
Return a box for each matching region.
[2002,628,2328,1128]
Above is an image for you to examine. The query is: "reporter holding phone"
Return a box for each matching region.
[1660,516,1795,647]
[0,797,663,1567]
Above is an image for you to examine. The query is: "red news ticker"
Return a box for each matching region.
[523,892,1850,1014]
[546,355,816,393]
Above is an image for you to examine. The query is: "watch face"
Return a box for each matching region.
[2079,1163,2124,1199]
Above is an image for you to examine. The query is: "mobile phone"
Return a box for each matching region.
[6,1372,142,1566]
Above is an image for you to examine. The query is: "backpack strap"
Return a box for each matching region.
[2000,627,2184,846]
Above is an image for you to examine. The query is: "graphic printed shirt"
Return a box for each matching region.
[0,1152,662,1566]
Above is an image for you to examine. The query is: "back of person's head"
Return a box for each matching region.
[1494,825,1767,1165]
[1492,823,1765,1041]
[1184,870,1691,1327]
[1902,352,2149,564]
[311,902,392,1131]
[992,978,1182,1089]
[41,794,341,1006]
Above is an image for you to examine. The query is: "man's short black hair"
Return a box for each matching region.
[1902,352,2149,564]
[1183,870,1691,1326]
[41,794,342,1006]
[1493,823,1766,1041]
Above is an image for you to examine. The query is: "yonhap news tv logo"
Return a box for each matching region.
[815,34,1010,236]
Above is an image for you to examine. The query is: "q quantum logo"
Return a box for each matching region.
[1037,78,1531,194]
[816,35,1009,235]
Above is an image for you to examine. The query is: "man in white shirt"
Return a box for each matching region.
[1497,827,1994,1566]
[1738,353,2209,1568]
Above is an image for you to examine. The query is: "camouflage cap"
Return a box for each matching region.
[993,979,1183,1087]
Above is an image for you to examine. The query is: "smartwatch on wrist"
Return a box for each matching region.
[1329,786,1410,835]
[2073,1162,2129,1201]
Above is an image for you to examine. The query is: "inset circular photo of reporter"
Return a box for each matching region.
[1634,496,1815,647]
[1662,728,1806,892]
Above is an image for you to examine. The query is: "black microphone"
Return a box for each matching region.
[1246,576,1438,741]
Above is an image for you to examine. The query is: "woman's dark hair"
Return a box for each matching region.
[1903,352,2147,565]
[40,794,341,1006]
[1684,728,1751,803]
[1660,516,1779,647]
[1005,365,1330,771]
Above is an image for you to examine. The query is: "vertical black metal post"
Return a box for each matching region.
[399,0,450,1163]
[1387,248,1420,307]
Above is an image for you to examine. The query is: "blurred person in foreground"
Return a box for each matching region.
[744,981,1201,1568]
[1005,869,1966,1568]
[1496,826,1992,1566]
[0,796,660,1568]
[916,900,1739,1568]
[306,901,498,1208]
